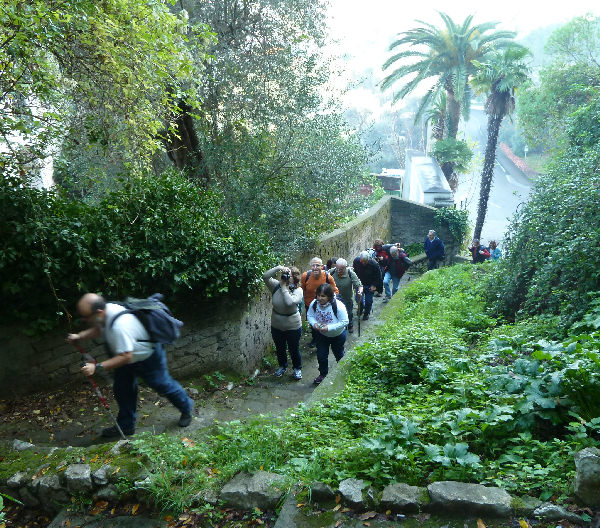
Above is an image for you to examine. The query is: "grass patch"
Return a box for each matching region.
[124,263,600,512]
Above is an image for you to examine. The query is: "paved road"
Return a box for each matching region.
[454,107,533,246]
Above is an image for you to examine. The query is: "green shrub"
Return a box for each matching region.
[0,171,275,331]
[487,93,600,326]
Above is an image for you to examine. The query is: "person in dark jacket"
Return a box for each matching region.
[352,251,383,320]
[469,239,490,263]
[382,245,412,302]
[424,230,445,270]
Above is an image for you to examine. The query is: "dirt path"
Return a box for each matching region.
[0,276,412,448]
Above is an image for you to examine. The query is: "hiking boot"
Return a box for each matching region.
[313,374,325,385]
[348,324,354,333]
[383,296,391,303]
[179,402,194,427]
[101,425,134,438]
[292,369,302,380]
[274,366,286,377]
[362,314,370,321]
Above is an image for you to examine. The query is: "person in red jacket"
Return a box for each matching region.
[469,239,490,263]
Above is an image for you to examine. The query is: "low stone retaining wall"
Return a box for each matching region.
[1,439,593,523]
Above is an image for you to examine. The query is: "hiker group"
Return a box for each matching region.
[263,237,414,387]
[69,228,502,438]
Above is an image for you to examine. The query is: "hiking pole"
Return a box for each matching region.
[71,342,126,440]
[357,292,362,337]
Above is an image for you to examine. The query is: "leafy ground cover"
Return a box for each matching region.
[123,263,600,513]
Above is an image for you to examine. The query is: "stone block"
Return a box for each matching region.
[574,447,600,506]
[381,482,427,513]
[220,471,286,510]
[64,464,93,493]
[427,481,512,517]
[13,439,35,451]
[338,478,365,509]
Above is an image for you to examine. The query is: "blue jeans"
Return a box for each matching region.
[271,326,302,369]
[315,330,347,376]
[383,272,401,298]
[357,287,374,316]
[113,344,192,431]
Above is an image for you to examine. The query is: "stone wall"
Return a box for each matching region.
[294,195,391,270]
[390,197,459,264]
[0,195,457,398]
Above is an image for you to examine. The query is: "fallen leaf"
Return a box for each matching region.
[89,501,108,515]
[385,510,391,515]
[359,511,377,520]
[297,503,305,508]
[333,504,341,511]
[477,519,486,528]
[111,466,120,475]
[363,523,370,527]
[334,521,343,527]
[181,437,195,447]
[131,503,139,515]
[518,520,530,528]
[164,515,173,522]
[90,454,99,463]
[342,507,351,512]
[335,494,341,504]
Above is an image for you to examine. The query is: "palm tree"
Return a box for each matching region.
[470,46,531,241]
[381,13,518,183]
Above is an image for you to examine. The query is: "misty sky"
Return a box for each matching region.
[326,0,599,114]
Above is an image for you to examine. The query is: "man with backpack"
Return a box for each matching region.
[352,251,383,321]
[382,245,412,302]
[328,258,362,333]
[301,257,339,347]
[67,293,194,437]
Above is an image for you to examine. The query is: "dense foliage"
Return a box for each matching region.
[517,15,600,153]
[127,265,600,512]
[434,207,470,248]
[487,91,600,326]
[0,0,212,174]
[0,172,274,331]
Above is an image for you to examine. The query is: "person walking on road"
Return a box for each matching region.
[307,283,349,386]
[67,293,194,437]
[424,230,445,270]
[263,265,304,380]
[352,251,383,321]
[328,258,362,333]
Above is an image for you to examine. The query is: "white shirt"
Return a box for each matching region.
[307,300,349,337]
[103,303,155,362]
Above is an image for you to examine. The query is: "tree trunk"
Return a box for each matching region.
[440,87,462,189]
[164,99,210,185]
[445,89,461,140]
[473,111,504,241]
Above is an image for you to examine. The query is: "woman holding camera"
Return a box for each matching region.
[263,265,304,380]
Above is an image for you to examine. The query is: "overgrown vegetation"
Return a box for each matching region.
[488,91,600,328]
[126,264,600,513]
[0,171,274,331]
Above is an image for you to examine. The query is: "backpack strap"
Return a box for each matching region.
[108,309,154,343]
[272,284,281,296]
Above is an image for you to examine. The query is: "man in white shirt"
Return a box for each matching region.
[67,293,193,437]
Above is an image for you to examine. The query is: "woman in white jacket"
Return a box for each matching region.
[307,283,349,385]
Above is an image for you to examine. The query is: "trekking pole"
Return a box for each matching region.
[71,342,126,440]
[357,293,362,337]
